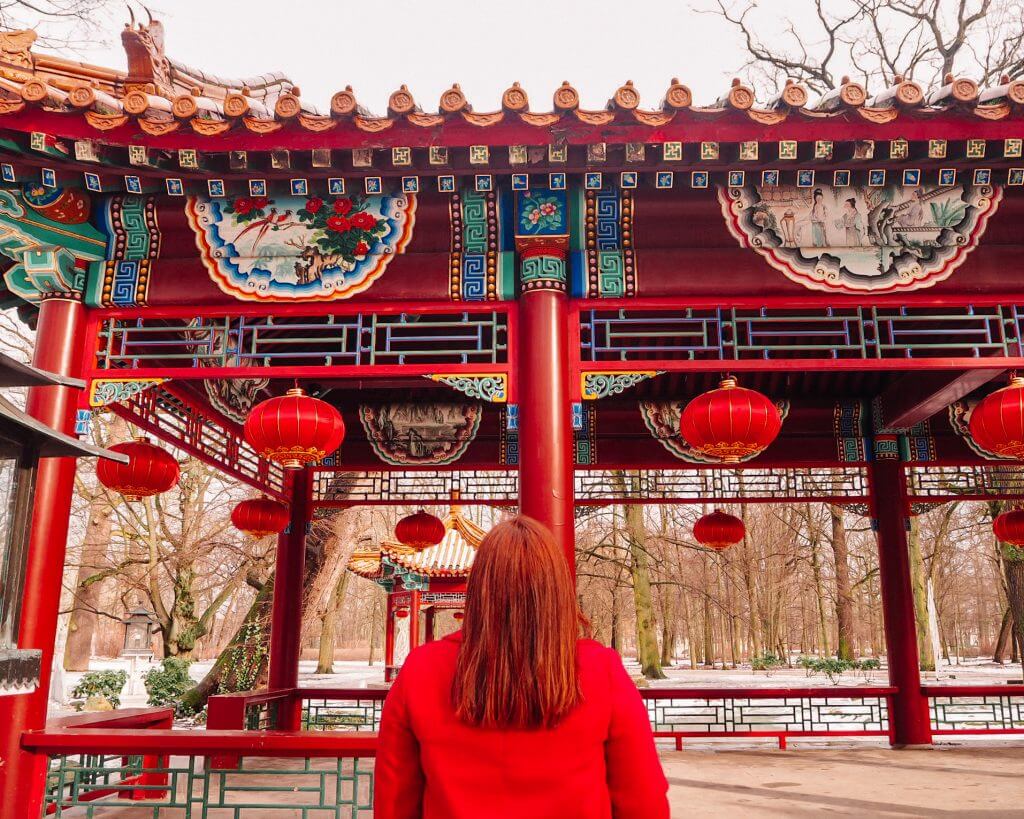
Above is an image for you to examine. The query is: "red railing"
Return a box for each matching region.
[924,684,1024,736]
[42,707,174,812]
[639,687,897,749]
[25,728,377,816]
[208,684,1024,749]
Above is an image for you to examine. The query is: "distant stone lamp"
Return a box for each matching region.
[121,605,158,657]
[969,374,1024,459]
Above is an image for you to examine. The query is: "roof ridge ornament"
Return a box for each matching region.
[388,84,418,116]
[439,83,469,114]
[0,30,37,73]
[553,80,579,112]
[502,81,528,112]
[662,77,692,110]
[121,10,173,97]
[718,77,754,110]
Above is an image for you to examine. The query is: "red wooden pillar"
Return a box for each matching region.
[423,607,435,643]
[868,459,933,746]
[383,593,396,683]
[517,248,575,570]
[408,591,422,652]
[0,297,85,817]
[267,468,311,728]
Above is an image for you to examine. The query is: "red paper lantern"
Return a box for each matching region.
[679,376,782,463]
[231,497,290,538]
[993,510,1024,545]
[394,608,410,619]
[452,611,465,621]
[96,438,179,502]
[969,375,1024,459]
[244,387,345,469]
[395,509,446,551]
[693,509,745,552]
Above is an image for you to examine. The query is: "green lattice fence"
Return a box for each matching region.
[44,753,374,817]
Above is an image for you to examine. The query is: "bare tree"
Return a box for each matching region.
[0,0,116,50]
[705,0,1024,94]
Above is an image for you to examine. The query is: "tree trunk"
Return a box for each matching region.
[829,506,855,661]
[994,608,1012,664]
[63,492,116,670]
[1005,557,1024,659]
[702,593,714,667]
[368,591,381,666]
[610,584,622,655]
[180,578,274,713]
[907,516,936,671]
[624,503,665,679]
[316,571,349,674]
[809,529,830,657]
[740,505,762,659]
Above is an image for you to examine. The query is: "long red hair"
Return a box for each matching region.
[452,515,587,729]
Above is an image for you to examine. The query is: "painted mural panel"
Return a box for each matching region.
[185,193,416,301]
[720,184,1001,293]
[359,403,481,466]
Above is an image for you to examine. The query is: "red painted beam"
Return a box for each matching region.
[875,368,1005,431]
[21,729,379,757]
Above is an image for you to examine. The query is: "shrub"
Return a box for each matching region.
[144,657,193,712]
[71,669,128,708]
[796,656,856,685]
[751,652,784,674]
[853,658,881,679]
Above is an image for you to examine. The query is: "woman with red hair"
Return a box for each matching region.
[375,515,670,818]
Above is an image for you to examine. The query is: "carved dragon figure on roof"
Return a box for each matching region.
[122,7,173,96]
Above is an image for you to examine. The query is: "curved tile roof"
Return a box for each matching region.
[348,505,485,581]
[0,22,1020,143]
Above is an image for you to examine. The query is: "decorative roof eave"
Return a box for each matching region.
[0,103,1021,154]
[1,17,1021,149]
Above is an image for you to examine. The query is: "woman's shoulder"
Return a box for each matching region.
[577,638,622,669]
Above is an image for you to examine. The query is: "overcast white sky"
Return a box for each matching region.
[62,0,801,113]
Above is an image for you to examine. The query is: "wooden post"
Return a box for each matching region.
[423,607,435,643]
[0,297,85,817]
[267,468,311,729]
[517,248,575,570]
[384,593,395,683]
[868,459,933,746]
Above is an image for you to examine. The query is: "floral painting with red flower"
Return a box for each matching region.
[186,191,416,302]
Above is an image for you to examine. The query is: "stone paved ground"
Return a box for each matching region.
[663,746,1024,817]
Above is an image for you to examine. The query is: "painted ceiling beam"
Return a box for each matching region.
[874,368,1005,432]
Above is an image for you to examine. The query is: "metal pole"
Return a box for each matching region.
[868,459,933,746]
[0,297,85,816]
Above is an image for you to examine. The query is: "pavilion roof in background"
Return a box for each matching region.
[348,504,486,582]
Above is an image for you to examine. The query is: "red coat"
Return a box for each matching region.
[375,632,670,819]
